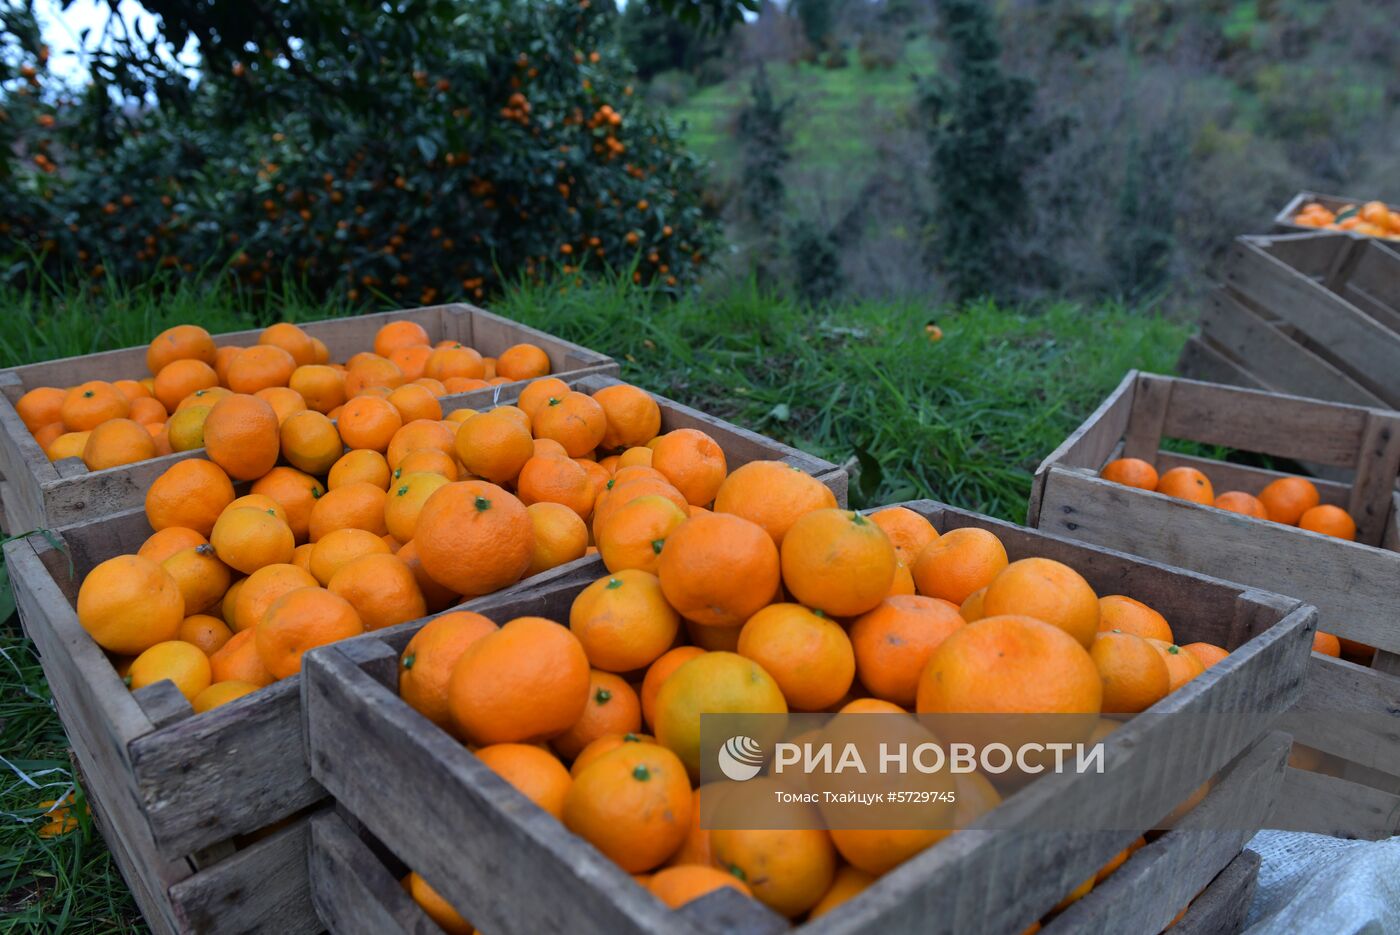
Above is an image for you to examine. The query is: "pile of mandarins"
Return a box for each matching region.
[13,318,553,470]
[1292,200,1400,240]
[73,318,839,715]
[1101,456,1358,540]
[390,497,1226,931]
[1100,457,1350,659]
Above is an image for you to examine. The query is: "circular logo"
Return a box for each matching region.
[717,735,765,781]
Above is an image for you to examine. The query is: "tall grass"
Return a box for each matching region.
[495,275,1188,519]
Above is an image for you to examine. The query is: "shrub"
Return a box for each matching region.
[734,64,793,283]
[918,0,1056,303]
[0,0,716,304]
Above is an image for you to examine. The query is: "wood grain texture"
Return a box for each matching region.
[304,499,1310,935]
[1285,654,1400,779]
[1347,410,1400,546]
[1199,289,1385,407]
[1027,371,1137,526]
[1157,373,1369,468]
[1176,337,1269,392]
[310,811,443,935]
[304,645,701,935]
[1271,767,1400,840]
[0,304,617,532]
[1169,848,1262,935]
[167,816,320,935]
[1248,230,1349,277]
[1120,372,1174,461]
[1042,733,1286,934]
[1345,240,1400,323]
[1225,239,1400,405]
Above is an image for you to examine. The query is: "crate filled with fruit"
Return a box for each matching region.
[1279,193,1400,240]
[0,303,617,534]
[300,494,1312,935]
[1032,369,1400,838]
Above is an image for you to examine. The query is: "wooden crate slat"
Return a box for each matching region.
[129,679,324,858]
[304,641,697,935]
[309,811,443,935]
[1026,372,1135,526]
[1225,239,1400,404]
[1345,240,1400,319]
[1347,411,1400,546]
[1040,734,1285,934]
[304,499,1312,935]
[1176,337,1269,393]
[1157,373,1370,468]
[1251,230,1350,278]
[1198,288,1385,408]
[1285,654,1400,780]
[1270,767,1400,840]
[1168,848,1261,935]
[166,816,320,935]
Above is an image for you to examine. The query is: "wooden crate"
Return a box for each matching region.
[1273,190,1400,235]
[307,800,1270,935]
[301,499,1313,935]
[1030,370,1400,838]
[1,389,844,933]
[1178,233,1400,409]
[0,303,617,535]
[3,513,608,935]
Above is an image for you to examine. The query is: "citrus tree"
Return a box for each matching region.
[0,0,717,304]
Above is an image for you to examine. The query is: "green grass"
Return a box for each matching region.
[671,39,938,182]
[0,274,1187,930]
[496,275,1187,519]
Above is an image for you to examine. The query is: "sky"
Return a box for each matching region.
[33,0,198,82]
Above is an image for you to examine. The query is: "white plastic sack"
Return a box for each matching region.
[1244,831,1400,934]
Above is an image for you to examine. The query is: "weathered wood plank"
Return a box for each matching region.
[1248,229,1348,276]
[1169,848,1261,935]
[130,678,324,858]
[1285,654,1400,779]
[1042,734,1285,934]
[1225,239,1400,405]
[1026,371,1137,527]
[304,645,701,935]
[167,815,319,935]
[1120,373,1174,461]
[1346,410,1400,547]
[1199,289,1385,407]
[1157,373,1369,468]
[1270,767,1400,840]
[1175,337,1269,393]
[309,811,443,935]
[1345,240,1400,322]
